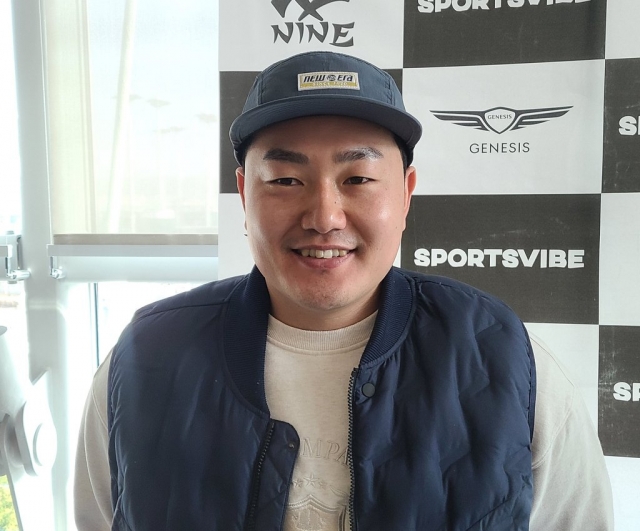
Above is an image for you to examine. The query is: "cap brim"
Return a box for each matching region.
[229,94,422,153]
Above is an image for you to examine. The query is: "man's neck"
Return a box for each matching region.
[269,294,380,331]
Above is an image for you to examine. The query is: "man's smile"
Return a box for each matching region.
[295,248,351,258]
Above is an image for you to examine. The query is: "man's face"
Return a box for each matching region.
[236,115,416,330]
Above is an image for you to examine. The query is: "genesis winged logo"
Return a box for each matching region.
[431,106,572,134]
[271,0,350,21]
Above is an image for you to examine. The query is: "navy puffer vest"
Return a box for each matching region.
[108,267,536,530]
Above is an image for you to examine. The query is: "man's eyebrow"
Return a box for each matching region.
[334,147,384,164]
[263,148,309,164]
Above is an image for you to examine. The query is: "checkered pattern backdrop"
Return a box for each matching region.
[218,1,639,528]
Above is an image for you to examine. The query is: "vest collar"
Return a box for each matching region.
[223,266,414,414]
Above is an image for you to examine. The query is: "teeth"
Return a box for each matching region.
[299,249,349,259]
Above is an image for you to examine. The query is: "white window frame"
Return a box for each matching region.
[8,2,219,530]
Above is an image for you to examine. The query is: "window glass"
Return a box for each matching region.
[46,0,219,235]
[1,0,28,418]
[0,0,27,375]
[0,0,21,235]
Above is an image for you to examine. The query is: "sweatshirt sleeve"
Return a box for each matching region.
[74,354,113,531]
[529,336,614,531]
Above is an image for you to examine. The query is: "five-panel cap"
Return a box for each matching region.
[229,51,422,164]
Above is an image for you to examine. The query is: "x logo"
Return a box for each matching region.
[271,0,350,21]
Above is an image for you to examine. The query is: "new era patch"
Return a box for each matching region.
[298,71,360,91]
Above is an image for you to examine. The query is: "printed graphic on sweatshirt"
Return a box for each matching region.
[285,437,350,531]
[285,494,348,531]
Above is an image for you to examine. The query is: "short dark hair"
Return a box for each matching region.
[236,135,254,168]
[393,134,409,174]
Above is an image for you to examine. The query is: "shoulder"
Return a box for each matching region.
[396,268,525,332]
[131,273,248,323]
[395,269,534,400]
[109,274,249,365]
[119,274,248,337]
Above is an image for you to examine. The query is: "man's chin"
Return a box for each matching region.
[283,283,379,327]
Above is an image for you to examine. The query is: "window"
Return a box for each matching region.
[44,0,220,236]
[5,2,220,530]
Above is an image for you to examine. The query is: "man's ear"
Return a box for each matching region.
[403,165,417,216]
[236,166,247,211]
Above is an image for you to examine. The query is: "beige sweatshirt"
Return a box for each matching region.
[74,320,613,531]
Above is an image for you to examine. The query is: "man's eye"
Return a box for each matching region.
[345,176,371,185]
[271,177,300,186]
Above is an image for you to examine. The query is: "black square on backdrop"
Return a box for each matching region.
[599,326,640,458]
[603,58,640,193]
[219,71,260,194]
[219,69,404,194]
[401,194,600,324]
[403,0,606,68]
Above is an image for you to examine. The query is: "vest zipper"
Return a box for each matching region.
[246,420,276,531]
[347,367,359,531]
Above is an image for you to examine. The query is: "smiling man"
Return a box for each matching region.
[75,52,613,531]
[237,115,415,331]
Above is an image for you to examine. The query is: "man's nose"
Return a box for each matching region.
[300,183,347,234]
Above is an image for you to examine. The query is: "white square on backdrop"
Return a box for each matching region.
[604,456,640,531]
[525,323,599,429]
[403,60,605,196]
[218,193,254,279]
[599,193,640,326]
[605,0,640,59]
[219,0,404,72]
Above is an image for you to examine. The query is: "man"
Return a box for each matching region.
[75,51,613,530]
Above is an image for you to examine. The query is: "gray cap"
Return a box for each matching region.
[229,51,422,164]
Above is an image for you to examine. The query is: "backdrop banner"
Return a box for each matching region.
[218,1,640,527]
